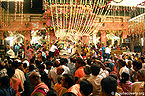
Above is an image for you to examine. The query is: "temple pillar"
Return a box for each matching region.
[82,35,90,44]
[49,29,57,50]
[101,31,107,47]
[130,35,134,52]
[143,32,145,54]
[24,31,31,57]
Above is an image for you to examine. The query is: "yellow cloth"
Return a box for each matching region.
[54,83,67,96]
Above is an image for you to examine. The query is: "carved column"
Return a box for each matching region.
[101,31,107,47]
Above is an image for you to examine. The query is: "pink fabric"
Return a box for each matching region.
[66,84,82,96]
[31,82,49,96]
[10,78,22,96]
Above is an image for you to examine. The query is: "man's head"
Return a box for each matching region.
[101,76,117,95]
[137,69,145,81]
[117,59,126,67]
[133,61,142,71]
[57,66,64,75]
[61,74,75,89]
[79,79,93,96]
[29,72,41,86]
[75,58,84,69]
[54,60,60,67]
[91,64,100,76]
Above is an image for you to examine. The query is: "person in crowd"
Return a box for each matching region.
[37,51,46,63]
[131,69,145,96]
[26,46,32,62]
[48,64,64,87]
[7,67,24,96]
[118,72,133,93]
[6,47,15,59]
[101,44,105,58]
[105,46,111,59]
[42,48,47,58]
[29,72,49,96]
[60,58,70,74]
[63,74,82,96]
[46,89,58,96]
[18,48,23,59]
[79,79,93,96]
[81,65,92,80]
[0,62,7,78]
[68,58,76,75]
[131,61,142,82]
[53,76,67,96]
[39,64,51,88]
[87,60,109,96]
[109,74,124,94]
[75,58,85,78]
[13,61,26,85]
[100,76,118,96]
[0,76,16,96]
[14,43,20,57]
[118,59,130,78]
[49,43,58,57]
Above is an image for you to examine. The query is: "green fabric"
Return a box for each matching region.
[32,92,45,96]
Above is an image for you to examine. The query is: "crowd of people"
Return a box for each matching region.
[0,41,145,96]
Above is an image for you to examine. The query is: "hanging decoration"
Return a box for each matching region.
[43,0,114,38]
[31,0,32,8]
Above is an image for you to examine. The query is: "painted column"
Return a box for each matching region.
[82,35,90,44]
[101,31,107,47]
[49,29,57,50]
[24,31,31,57]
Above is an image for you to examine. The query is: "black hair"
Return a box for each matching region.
[70,58,74,62]
[0,62,4,70]
[132,61,142,70]
[46,89,58,96]
[57,76,62,84]
[18,62,23,67]
[106,67,111,74]
[39,64,45,70]
[84,65,91,75]
[76,58,84,66]
[120,72,129,83]
[12,61,19,69]
[79,79,93,96]
[63,74,75,88]
[91,64,100,76]
[64,58,68,64]
[7,67,15,78]
[109,74,118,80]
[45,61,53,66]
[101,76,117,95]
[118,59,126,67]
[29,65,35,72]
[60,58,65,65]
[87,59,92,65]
[30,58,35,64]
[46,55,52,60]
[53,60,60,67]
[23,63,27,69]
[8,59,13,65]
[63,92,76,96]
[0,76,10,88]
[35,60,41,67]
